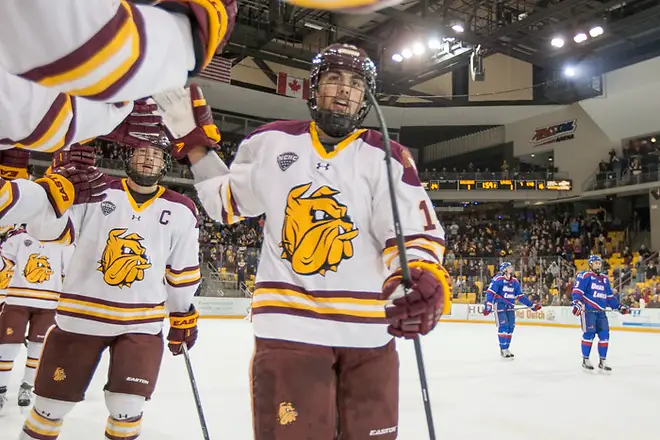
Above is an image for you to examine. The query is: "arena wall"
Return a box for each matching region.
[193,298,660,333]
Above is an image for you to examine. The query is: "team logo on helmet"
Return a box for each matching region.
[98,228,152,288]
[280,183,359,276]
[23,253,53,284]
[277,402,298,426]
[0,256,15,289]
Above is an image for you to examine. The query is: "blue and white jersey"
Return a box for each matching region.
[485,275,533,311]
[571,270,619,311]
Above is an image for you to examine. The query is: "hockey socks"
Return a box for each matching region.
[581,337,594,358]
[21,407,64,440]
[498,332,512,349]
[597,340,609,359]
[0,343,22,387]
[22,341,43,386]
[105,414,143,440]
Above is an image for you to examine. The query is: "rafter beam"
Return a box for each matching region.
[486,0,589,41]
[375,8,548,66]
[225,43,312,71]
[252,57,278,85]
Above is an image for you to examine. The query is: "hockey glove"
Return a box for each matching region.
[379,262,451,339]
[168,304,199,355]
[52,144,96,168]
[148,0,237,74]
[36,165,108,217]
[0,149,30,180]
[618,304,631,315]
[98,100,163,149]
[571,300,584,316]
[151,84,221,162]
[483,302,493,316]
[530,302,542,312]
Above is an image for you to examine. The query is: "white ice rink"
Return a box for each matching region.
[1,320,659,439]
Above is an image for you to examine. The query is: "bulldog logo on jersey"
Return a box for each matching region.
[280,183,359,276]
[23,254,53,284]
[0,256,15,289]
[98,228,152,288]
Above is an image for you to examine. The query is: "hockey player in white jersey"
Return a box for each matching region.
[156,44,451,440]
[10,136,202,440]
[0,227,73,412]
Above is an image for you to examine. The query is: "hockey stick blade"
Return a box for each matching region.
[365,87,436,440]
[182,343,211,440]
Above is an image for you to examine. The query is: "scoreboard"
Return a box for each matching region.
[421,179,572,192]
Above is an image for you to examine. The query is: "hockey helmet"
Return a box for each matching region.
[588,254,602,272]
[121,132,172,187]
[499,262,513,272]
[308,43,377,138]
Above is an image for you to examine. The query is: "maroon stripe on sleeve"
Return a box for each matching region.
[20,6,130,83]
[86,3,147,101]
[0,94,69,146]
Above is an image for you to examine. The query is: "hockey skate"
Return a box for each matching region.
[0,386,7,413]
[500,349,514,359]
[17,382,33,408]
[582,358,594,371]
[598,359,612,373]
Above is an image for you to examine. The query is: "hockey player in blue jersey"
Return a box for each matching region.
[571,255,630,371]
[483,262,541,359]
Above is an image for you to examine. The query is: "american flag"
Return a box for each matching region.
[197,56,232,84]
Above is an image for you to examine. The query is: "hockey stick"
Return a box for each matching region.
[365,87,436,440]
[182,343,211,440]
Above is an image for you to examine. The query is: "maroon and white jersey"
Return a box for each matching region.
[11,178,201,337]
[193,120,446,348]
[0,0,203,151]
[0,231,73,310]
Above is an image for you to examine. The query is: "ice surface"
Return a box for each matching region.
[1,321,658,439]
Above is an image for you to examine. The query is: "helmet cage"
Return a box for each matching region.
[308,44,377,138]
[121,135,172,187]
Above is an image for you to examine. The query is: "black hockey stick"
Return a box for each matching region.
[365,87,436,440]
[182,343,211,440]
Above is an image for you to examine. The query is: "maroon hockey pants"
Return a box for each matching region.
[250,337,399,440]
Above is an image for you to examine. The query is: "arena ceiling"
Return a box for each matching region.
[222,0,660,102]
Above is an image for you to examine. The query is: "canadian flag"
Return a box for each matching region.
[277,72,310,99]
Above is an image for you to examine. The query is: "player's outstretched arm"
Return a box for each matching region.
[2,165,107,244]
[0,0,236,103]
[152,84,264,224]
[372,141,451,339]
[0,70,137,153]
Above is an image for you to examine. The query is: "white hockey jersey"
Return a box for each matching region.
[0,231,73,310]
[19,178,201,337]
[193,120,446,348]
[0,0,204,151]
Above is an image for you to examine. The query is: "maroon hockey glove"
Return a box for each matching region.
[98,100,163,149]
[36,165,108,217]
[168,304,199,355]
[52,144,96,168]
[0,149,30,180]
[152,84,221,162]
[148,0,237,75]
[530,302,542,312]
[619,304,631,315]
[379,262,451,339]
